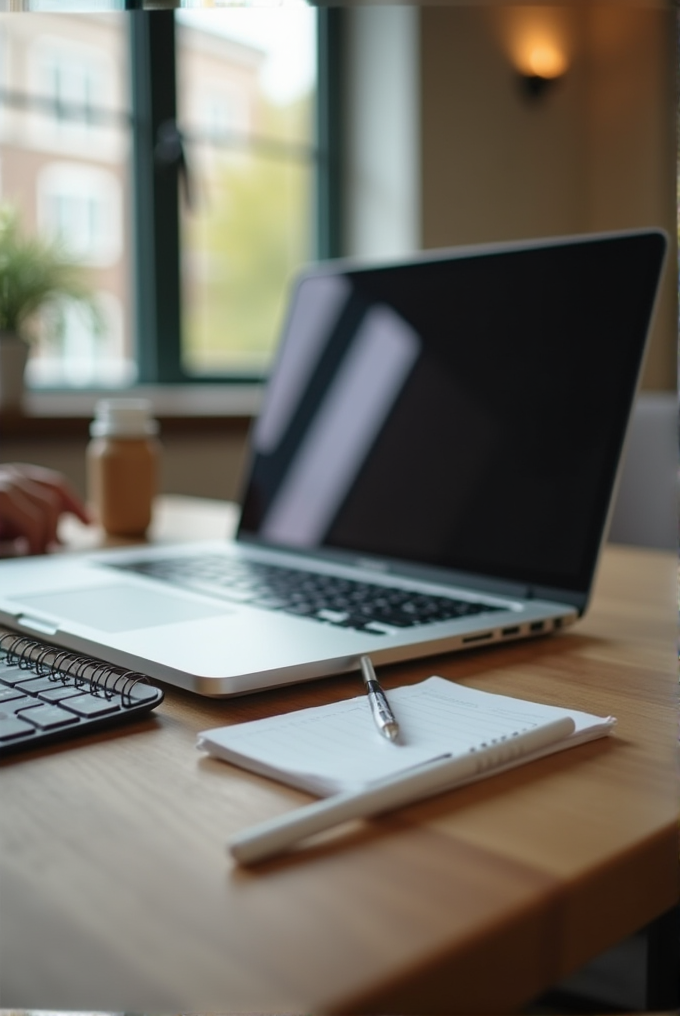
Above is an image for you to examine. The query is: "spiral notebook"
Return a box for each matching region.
[0,627,164,757]
[198,676,616,797]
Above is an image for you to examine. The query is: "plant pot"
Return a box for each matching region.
[0,332,29,411]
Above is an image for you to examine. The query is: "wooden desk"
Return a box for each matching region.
[1,496,677,1013]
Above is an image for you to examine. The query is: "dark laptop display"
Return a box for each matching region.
[239,231,667,606]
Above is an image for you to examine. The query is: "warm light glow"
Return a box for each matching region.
[497,7,572,85]
[524,44,568,80]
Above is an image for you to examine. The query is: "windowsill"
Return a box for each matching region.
[1,383,263,437]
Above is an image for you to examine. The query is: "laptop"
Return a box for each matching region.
[0,229,667,696]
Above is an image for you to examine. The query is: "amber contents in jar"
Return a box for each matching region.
[87,399,160,538]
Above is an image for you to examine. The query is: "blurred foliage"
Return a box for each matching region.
[0,204,101,342]
[182,94,313,376]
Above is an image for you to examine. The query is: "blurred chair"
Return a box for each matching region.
[607,391,678,550]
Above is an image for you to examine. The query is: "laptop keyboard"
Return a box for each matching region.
[112,554,503,635]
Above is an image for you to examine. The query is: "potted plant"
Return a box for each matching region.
[0,205,100,410]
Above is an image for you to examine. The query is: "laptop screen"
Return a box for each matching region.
[238,231,667,595]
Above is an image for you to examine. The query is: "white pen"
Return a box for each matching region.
[360,655,399,742]
[228,715,575,865]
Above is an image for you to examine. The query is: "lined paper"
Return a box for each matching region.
[197,677,615,796]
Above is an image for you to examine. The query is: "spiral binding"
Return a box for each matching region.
[0,629,151,707]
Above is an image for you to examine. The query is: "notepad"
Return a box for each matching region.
[197,677,615,797]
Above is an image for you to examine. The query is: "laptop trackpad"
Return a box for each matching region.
[16,584,232,633]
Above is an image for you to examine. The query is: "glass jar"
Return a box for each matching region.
[87,398,160,538]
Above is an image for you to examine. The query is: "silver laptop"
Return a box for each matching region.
[0,229,667,696]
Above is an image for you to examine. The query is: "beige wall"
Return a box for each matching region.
[1,428,251,503]
[420,3,676,390]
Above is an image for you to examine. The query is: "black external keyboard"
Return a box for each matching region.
[113,554,502,635]
[0,641,163,757]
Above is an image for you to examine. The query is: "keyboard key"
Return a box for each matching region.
[61,694,122,718]
[316,609,350,624]
[0,686,30,704]
[125,682,164,704]
[0,666,34,687]
[0,660,24,674]
[0,711,36,741]
[365,621,400,635]
[0,695,33,713]
[15,676,70,695]
[19,705,80,731]
[38,685,89,704]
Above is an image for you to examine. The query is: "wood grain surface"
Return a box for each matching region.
[1,497,677,1013]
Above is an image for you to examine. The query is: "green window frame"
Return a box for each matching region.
[129,6,342,386]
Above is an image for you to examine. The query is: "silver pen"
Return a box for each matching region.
[360,655,399,742]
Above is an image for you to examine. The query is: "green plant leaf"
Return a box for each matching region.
[0,203,103,341]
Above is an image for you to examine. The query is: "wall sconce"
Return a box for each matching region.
[516,41,568,99]
[497,7,572,101]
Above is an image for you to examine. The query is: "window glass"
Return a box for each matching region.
[176,5,317,377]
[29,34,115,147]
[37,162,122,265]
[0,13,133,388]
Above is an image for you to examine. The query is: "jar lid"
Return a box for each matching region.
[90,398,159,438]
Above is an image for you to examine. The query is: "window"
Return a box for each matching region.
[174,8,317,377]
[0,5,332,391]
[38,162,122,265]
[138,5,321,382]
[191,81,250,143]
[32,292,126,388]
[0,12,133,388]
[28,35,117,149]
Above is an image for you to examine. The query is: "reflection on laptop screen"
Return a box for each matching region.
[239,231,666,596]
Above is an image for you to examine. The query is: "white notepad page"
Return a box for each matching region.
[197,677,615,797]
